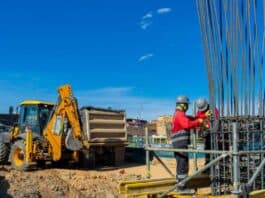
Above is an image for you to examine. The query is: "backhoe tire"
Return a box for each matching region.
[36,160,46,168]
[10,140,30,171]
[0,143,9,164]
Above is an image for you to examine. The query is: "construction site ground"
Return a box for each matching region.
[0,158,209,198]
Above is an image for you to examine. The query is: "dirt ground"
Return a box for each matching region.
[0,158,208,198]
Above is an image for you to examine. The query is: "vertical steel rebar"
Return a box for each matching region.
[196,0,265,195]
[192,102,197,172]
[260,118,264,189]
[145,127,150,179]
[232,122,240,197]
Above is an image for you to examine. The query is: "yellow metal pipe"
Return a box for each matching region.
[119,178,175,194]
[249,189,265,198]
[25,127,33,162]
[119,178,265,198]
[126,179,176,195]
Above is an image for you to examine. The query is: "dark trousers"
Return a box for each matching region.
[174,149,189,182]
[171,131,189,182]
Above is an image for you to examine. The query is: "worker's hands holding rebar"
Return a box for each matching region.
[198,118,204,124]
[198,118,210,129]
[198,118,210,131]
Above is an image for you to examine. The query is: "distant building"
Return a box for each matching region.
[126,116,173,137]
[126,118,157,136]
[0,114,19,126]
[155,115,173,136]
[147,120,157,135]
[126,118,147,136]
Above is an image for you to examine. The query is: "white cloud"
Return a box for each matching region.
[139,8,172,30]
[140,21,152,30]
[157,8,172,14]
[142,11,153,20]
[82,87,133,96]
[76,87,174,120]
[0,81,209,120]
[138,53,154,62]
[139,10,153,30]
[0,83,174,120]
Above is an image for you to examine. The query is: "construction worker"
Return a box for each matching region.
[171,95,203,193]
[196,98,219,168]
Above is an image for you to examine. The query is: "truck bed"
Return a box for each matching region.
[80,106,127,145]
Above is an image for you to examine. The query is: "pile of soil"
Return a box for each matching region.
[0,165,143,198]
[0,158,208,198]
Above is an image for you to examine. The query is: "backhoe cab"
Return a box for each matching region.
[17,101,54,136]
[7,101,54,170]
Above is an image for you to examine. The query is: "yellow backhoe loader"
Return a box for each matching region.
[0,85,89,170]
[5,85,89,170]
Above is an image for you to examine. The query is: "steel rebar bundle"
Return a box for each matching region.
[196,0,265,195]
[196,0,265,117]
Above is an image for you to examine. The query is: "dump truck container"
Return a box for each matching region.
[80,106,127,167]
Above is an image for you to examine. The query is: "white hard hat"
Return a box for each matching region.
[196,98,209,111]
[176,95,190,104]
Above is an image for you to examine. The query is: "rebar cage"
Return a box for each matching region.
[210,116,265,195]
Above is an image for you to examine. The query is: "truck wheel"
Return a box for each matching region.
[0,143,9,164]
[79,150,95,169]
[113,146,125,166]
[10,140,30,171]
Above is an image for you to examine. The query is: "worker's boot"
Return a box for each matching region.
[176,187,195,195]
[175,179,195,195]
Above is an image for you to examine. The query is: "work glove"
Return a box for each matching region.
[205,110,212,117]
[198,118,204,124]
[204,123,210,129]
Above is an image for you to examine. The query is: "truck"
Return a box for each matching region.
[80,106,127,167]
[0,85,127,170]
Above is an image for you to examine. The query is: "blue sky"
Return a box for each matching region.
[0,0,208,120]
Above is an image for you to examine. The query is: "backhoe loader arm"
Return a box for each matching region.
[58,85,82,139]
[43,85,83,161]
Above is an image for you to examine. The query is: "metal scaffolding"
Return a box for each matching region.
[144,123,265,197]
